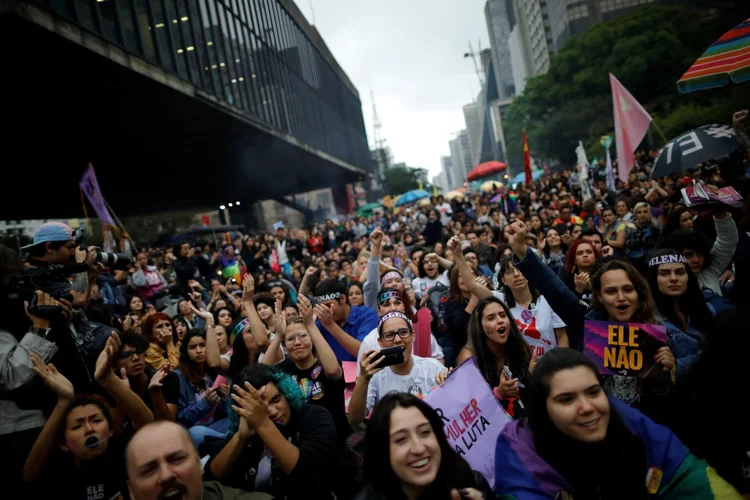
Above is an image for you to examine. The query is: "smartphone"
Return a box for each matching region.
[373,346,405,368]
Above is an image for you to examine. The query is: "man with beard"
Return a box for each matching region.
[126,421,272,500]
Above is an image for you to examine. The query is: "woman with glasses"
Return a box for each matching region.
[262,295,349,443]
[113,332,179,427]
[349,312,450,426]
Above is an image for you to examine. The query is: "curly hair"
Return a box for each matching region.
[564,238,601,274]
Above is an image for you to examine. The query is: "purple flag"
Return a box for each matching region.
[79,163,115,226]
[424,358,511,487]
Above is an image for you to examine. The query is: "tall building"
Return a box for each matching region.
[485,0,516,100]
[513,0,553,77]
[508,25,530,94]
[441,155,455,190]
[463,103,482,168]
[449,131,473,186]
[546,0,658,60]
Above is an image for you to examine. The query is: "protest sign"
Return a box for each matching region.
[584,320,667,377]
[424,358,510,487]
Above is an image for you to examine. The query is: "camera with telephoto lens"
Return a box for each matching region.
[93,250,133,270]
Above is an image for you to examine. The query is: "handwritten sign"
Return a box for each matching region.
[424,358,511,487]
[583,320,667,377]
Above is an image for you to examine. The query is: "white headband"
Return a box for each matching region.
[648,254,686,267]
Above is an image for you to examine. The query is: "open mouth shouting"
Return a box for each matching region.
[158,482,188,500]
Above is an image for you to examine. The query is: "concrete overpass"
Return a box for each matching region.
[0,0,372,220]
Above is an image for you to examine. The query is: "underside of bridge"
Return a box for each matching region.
[0,6,368,220]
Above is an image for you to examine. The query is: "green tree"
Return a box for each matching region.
[383,166,431,195]
[503,4,749,168]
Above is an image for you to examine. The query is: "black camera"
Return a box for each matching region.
[94,250,133,270]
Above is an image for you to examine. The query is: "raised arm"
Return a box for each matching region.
[315,303,361,357]
[363,229,384,309]
[191,304,228,373]
[95,333,154,430]
[23,354,74,482]
[241,274,270,352]
[298,266,318,297]
[707,212,738,277]
[447,237,492,299]
[299,295,342,380]
[506,222,587,348]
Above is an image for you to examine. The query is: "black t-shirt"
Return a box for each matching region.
[278,358,349,443]
[204,404,337,500]
[41,436,129,499]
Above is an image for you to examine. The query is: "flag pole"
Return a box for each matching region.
[650,120,669,146]
[104,199,139,254]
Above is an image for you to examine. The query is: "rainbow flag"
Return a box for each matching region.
[677,19,750,93]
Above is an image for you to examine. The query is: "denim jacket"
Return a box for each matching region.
[658,314,703,383]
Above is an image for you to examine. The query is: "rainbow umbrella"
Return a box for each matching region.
[677,19,750,93]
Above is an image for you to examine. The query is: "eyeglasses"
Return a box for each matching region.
[117,348,146,359]
[284,333,309,344]
[381,328,412,342]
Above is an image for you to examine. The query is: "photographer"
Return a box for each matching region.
[0,243,74,489]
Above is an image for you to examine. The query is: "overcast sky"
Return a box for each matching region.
[297,0,491,178]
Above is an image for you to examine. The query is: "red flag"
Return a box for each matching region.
[610,73,652,183]
[522,130,532,185]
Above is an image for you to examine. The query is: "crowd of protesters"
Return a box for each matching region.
[1,111,749,499]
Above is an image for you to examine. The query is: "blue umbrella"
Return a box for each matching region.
[395,189,430,206]
[511,170,543,184]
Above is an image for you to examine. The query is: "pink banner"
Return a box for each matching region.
[80,163,115,226]
[424,358,511,487]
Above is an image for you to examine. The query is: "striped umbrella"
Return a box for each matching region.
[677,19,750,93]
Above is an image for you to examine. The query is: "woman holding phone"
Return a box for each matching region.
[349,312,450,426]
[174,329,230,446]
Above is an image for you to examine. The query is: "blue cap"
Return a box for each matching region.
[23,222,74,249]
[272,221,285,231]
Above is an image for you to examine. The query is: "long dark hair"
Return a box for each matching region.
[363,393,478,499]
[228,318,262,380]
[526,348,648,499]
[179,329,210,389]
[662,205,691,237]
[499,255,539,308]
[591,259,658,324]
[647,248,713,334]
[466,297,530,387]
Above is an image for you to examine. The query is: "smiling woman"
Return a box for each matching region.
[355,392,491,500]
[494,348,741,499]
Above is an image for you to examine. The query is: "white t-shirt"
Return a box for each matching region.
[436,202,453,226]
[412,270,450,300]
[356,327,444,376]
[509,296,565,357]
[366,355,445,412]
